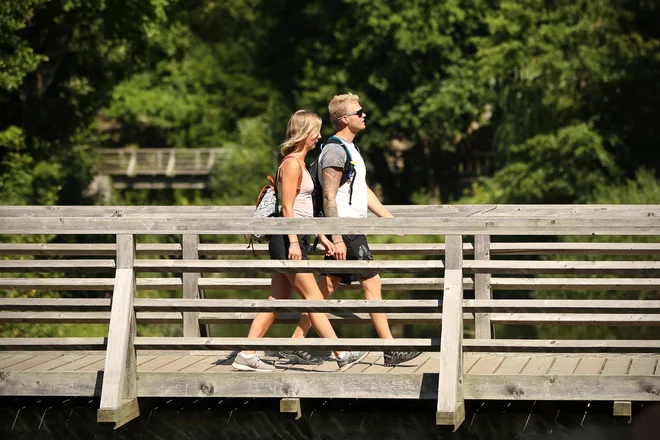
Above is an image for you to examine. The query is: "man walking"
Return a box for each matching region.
[282,93,421,367]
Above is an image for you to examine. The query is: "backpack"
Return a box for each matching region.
[309,135,357,218]
[248,156,302,244]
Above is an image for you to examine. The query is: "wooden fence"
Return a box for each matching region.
[0,205,659,429]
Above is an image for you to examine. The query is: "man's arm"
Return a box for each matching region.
[367,186,393,218]
[322,166,347,259]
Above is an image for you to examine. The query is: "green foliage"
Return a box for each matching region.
[465,124,619,203]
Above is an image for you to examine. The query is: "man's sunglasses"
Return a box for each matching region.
[340,108,365,119]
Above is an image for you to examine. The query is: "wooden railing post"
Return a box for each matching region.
[98,234,139,428]
[182,234,202,337]
[474,235,492,339]
[437,235,465,430]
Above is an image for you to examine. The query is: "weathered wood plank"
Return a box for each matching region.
[474,235,492,339]
[98,235,139,427]
[464,375,660,401]
[468,356,505,375]
[490,278,660,290]
[493,356,529,375]
[134,259,444,274]
[131,337,436,351]
[0,278,181,290]
[131,298,444,313]
[547,357,579,375]
[463,340,660,353]
[465,299,660,314]
[50,355,105,372]
[464,260,660,275]
[490,243,660,256]
[26,354,85,372]
[601,358,631,376]
[520,357,554,375]
[489,313,660,325]
[437,235,465,430]
[199,277,475,291]
[628,358,657,376]
[0,259,115,272]
[182,234,201,337]
[574,357,606,375]
[0,298,111,311]
[0,338,106,350]
[2,216,658,235]
[3,204,656,218]
[2,354,62,372]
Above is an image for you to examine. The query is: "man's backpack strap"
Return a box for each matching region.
[323,136,357,205]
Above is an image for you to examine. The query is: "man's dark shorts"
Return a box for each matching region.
[269,234,311,260]
[323,234,378,284]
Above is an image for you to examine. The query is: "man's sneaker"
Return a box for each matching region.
[383,351,422,367]
[336,351,369,371]
[278,350,325,365]
[232,353,276,372]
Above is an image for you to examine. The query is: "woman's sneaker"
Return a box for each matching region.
[278,350,325,365]
[383,351,422,367]
[336,351,369,371]
[232,353,276,372]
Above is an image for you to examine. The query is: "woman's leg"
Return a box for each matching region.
[242,273,292,355]
[286,272,339,340]
[291,274,341,338]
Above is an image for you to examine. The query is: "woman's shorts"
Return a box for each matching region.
[268,234,311,260]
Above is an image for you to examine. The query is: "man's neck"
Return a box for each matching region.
[334,128,356,143]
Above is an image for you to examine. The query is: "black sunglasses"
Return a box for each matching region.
[340,108,365,119]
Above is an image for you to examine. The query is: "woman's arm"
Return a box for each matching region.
[279,158,303,259]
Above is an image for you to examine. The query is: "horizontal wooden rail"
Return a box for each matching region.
[3,311,660,326]
[2,216,658,235]
[133,259,444,273]
[3,204,657,218]
[0,260,116,272]
[0,243,474,257]
[0,277,474,291]
[490,278,660,290]
[465,299,660,314]
[464,260,660,275]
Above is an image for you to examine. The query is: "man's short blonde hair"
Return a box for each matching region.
[328,93,360,129]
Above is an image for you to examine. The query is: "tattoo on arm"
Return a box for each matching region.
[322,167,342,241]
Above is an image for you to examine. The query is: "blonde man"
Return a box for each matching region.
[281,94,421,367]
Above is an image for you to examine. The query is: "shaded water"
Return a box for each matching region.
[1,397,658,439]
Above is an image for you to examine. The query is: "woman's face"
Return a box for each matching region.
[305,127,322,150]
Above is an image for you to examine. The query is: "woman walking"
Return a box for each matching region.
[232,110,368,372]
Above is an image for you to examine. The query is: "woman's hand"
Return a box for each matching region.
[318,235,335,257]
[288,242,302,260]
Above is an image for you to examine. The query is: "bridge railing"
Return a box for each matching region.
[0,205,658,429]
[97,148,229,176]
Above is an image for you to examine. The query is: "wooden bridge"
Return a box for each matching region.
[96,148,229,189]
[0,205,658,430]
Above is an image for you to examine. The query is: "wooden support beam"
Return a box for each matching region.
[474,235,492,339]
[280,398,302,420]
[182,235,201,337]
[98,234,139,428]
[613,401,632,418]
[437,235,465,430]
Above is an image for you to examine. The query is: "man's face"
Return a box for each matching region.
[341,101,366,133]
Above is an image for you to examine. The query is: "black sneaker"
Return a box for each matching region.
[383,351,422,367]
[278,350,325,365]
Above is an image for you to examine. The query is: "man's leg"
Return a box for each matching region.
[291,274,341,338]
[360,274,393,339]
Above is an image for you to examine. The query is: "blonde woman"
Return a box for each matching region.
[232,110,368,372]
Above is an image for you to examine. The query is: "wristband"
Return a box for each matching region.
[289,243,300,248]
[333,240,344,245]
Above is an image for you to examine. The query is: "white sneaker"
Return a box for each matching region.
[336,351,369,371]
[232,353,276,372]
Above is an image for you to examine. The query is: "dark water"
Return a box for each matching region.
[1,397,658,440]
